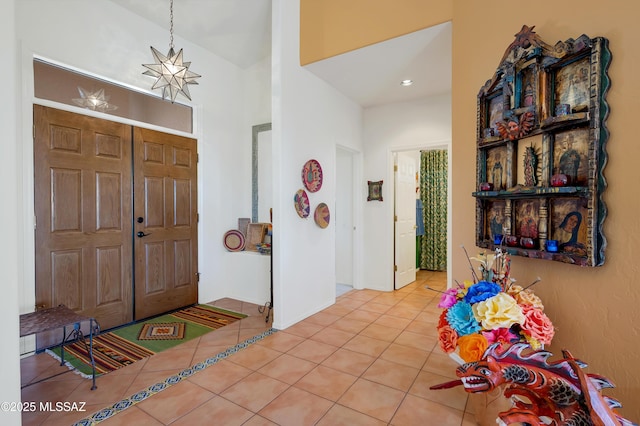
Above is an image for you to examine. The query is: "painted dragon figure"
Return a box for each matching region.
[431,343,637,426]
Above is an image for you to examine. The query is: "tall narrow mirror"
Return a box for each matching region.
[252,123,273,223]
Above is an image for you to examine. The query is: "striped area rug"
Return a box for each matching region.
[172,305,245,328]
[60,333,155,374]
[47,305,247,377]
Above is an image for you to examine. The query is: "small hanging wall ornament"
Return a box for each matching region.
[143,0,201,103]
[367,180,383,201]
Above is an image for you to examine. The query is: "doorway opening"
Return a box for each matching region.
[335,146,357,297]
[393,146,450,290]
[33,105,199,349]
[30,60,199,350]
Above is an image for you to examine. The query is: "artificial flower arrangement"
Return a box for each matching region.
[435,247,555,363]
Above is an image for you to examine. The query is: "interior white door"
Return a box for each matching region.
[394,152,417,289]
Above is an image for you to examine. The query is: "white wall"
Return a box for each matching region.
[244,55,273,128]
[271,0,363,329]
[2,0,24,424]
[13,0,271,314]
[240,54,273,224]
[221,252,271,305]
[221,54,273,306]
[362,94,452,290]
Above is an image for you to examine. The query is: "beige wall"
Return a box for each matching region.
[300,0,451,65]
[301,0,640,420]
[452,2,640,420]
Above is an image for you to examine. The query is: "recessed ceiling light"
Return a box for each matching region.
[400,79,413,86]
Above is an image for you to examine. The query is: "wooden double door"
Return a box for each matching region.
[34,105,198,332]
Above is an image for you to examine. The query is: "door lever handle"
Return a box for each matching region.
[137,231,152,238]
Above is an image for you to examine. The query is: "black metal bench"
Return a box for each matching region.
[20,305,99,390]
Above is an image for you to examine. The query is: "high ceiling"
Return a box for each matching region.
[109,0,451,107]
[110,0,273,69]
[305,22,451,108]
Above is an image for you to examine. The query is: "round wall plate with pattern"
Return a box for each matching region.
[314,202,330,228]
[223,229,245,251]
[301,159,323,193]
[294,189,310,218]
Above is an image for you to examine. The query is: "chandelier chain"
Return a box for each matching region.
[169,0,174,49]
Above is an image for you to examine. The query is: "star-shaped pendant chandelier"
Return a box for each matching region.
[143,0,200,103]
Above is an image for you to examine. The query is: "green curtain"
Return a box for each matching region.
[419,150,448,271]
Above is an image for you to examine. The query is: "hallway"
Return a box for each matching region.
[21,271,479,425]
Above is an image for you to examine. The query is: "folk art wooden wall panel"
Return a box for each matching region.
[473,25,611,266]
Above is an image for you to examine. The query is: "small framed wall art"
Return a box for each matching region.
[367,180,383,201]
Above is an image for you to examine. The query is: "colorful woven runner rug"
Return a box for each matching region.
[47,305,247,377]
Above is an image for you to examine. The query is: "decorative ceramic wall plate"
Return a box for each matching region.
[314,203,330,228]
[294,189,310,218]
[223,229,245,252]
[301,159,323,192]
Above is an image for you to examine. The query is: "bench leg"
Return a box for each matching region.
[89,319,97,390]
[61,321,99,390]
[60,325,67,366]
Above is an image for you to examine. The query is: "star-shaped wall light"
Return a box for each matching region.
[142,0,200,103]
[72,87,118,112]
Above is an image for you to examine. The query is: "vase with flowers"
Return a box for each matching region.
[435,246,554,364]
[432,247,555,425]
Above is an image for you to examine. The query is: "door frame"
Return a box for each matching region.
[32,106,200,332]
[336,144,363,292]
[335,145,355,293]
[22,103,201,353]
[20,53,202,355]
[390,144,452,289]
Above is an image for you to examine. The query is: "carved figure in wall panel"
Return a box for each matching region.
[518,64,537,109]
[551,198,589,256]
[516,199,541,240]
[553,129,589,185]
[487,93,504,136]
[487,200,507,240]
[519,139,541,186]
[496,110,535,141]
[486,147,509,191]
[554,57,590,113]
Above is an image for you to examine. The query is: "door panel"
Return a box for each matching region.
[34,105,133,334]
[133,127,198,320]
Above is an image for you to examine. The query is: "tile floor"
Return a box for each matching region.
[20,270,482,425]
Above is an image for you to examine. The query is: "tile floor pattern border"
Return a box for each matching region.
[21,273,480,425]
[72,328,279,426]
